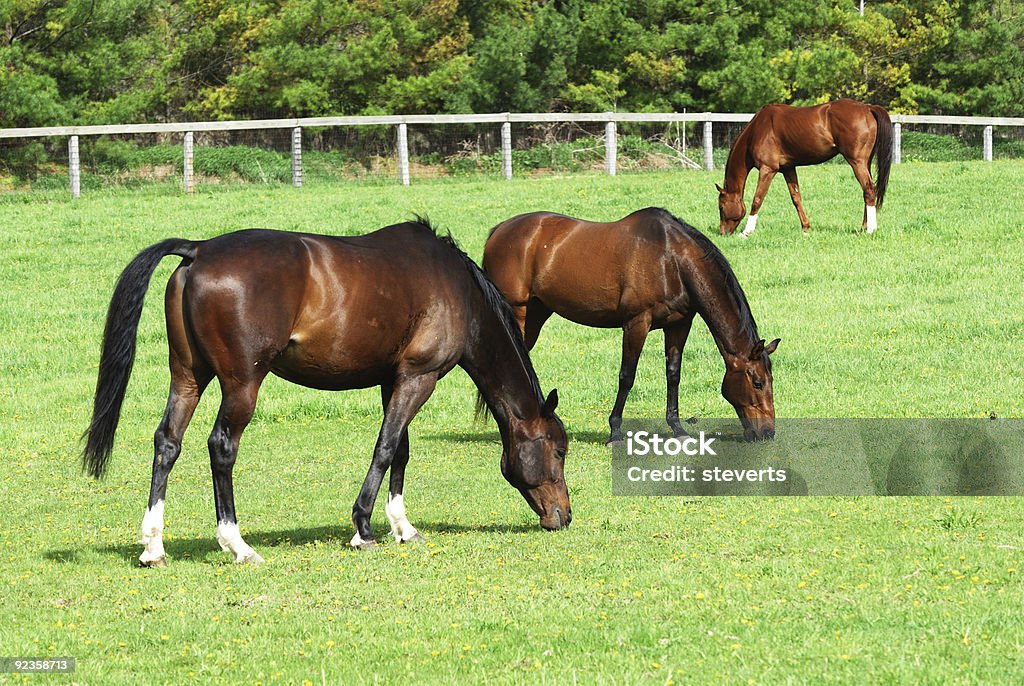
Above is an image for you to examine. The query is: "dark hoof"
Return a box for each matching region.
[138,556,167,568]
[400,533,426,544]
[606,437,625,448]
[669,425,690,438]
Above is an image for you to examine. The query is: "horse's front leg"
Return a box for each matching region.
[740,168,777,238]
[782,167,811,234]
[664,317,694,438]
[351,374,438,550]
[607,313,652,446]
[380,385,425,544]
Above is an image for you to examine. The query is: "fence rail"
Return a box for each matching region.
[3,111,1023,197]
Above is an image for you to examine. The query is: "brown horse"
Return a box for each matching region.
[717,99,892,237]
[83,220,570,567]
[483,207,780,445]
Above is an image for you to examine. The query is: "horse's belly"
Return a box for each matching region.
[270,345,394,391]
[557,308,629,329]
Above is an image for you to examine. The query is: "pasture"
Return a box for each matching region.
[2,161,1023,684]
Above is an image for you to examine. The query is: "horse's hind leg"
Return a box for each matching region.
[608,313,652,446]
[664,316,694,438]
[140,267,211,567]
[847,157,878,233]
[209,378,265,564]
[382,384,425,544]
[782,168,811,234]
[140,363,210,567]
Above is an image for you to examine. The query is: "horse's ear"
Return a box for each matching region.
[764,338,781,356]
[542,388,559,417]
[715,183,725,194]
[750,339,765,359]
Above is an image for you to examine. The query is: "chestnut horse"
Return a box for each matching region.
[483,208,780,445]
[83,220,570,567]
[718,99,892,237]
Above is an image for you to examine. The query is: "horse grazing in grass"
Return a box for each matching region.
[483,207,780,446]
[718,99,893,237]
[83,220,570,567]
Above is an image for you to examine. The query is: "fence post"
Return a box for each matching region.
[501,120,512,180]
[983,125,993,162]
[397,123,410,186]
[183,131,194,194]
[703,121,714,171]
[893,122,902,164]
[291,127,303,187]
[605,120,617,176]
[68,135,80,199]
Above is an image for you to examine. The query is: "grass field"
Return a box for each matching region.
[2,162,1024,684]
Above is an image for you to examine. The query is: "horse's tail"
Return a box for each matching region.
[870,105,893,208]
[82,238,198,479]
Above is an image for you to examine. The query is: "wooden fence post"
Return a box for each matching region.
[291,127,303,187]
[68,135,80,199]
[983,125,993,162]
[501,121,512,180]
[893,122,902,164]
[183,131,194,194]
[605,120,616,176]
[397,123,410,186]
[703,121,714,171]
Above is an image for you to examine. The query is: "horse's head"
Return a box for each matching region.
[721,338,780,440]
[501,389,571,530]
[717,184,746,235]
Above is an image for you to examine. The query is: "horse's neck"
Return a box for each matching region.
[723,130,752,194]
[691,270,756,360]
[460,309,540,443]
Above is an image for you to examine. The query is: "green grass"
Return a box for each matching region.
[1,162,1023,684]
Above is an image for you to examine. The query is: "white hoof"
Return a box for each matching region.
[234,550,264,565]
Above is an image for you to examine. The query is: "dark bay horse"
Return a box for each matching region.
[483,207,780,445]
[718,99,892,237]
[83,220,570,566]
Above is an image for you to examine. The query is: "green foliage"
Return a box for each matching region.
[0,0,1021,126]
[901,131,978,162]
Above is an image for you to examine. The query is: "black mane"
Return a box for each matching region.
[653,208,760,344]
[411,215,544,403]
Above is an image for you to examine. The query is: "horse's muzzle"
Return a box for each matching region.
[541,505,572,530]
[744,425,776,441]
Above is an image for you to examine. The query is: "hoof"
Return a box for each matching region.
[235,551,265,565]
[606,437,625,448]
[400,532,426,544]
[350,533,377,551]
[138,555,167,568]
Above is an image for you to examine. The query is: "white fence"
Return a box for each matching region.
[2,112,1023,198]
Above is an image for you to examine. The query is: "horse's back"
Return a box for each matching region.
[747,100,880,166]
[176,225,470,390]
[485,208,696,328]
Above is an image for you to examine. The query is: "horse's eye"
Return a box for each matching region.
[752,378,765,391]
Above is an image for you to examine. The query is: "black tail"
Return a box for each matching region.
[870,105,893,208]
[82,238,198,478]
